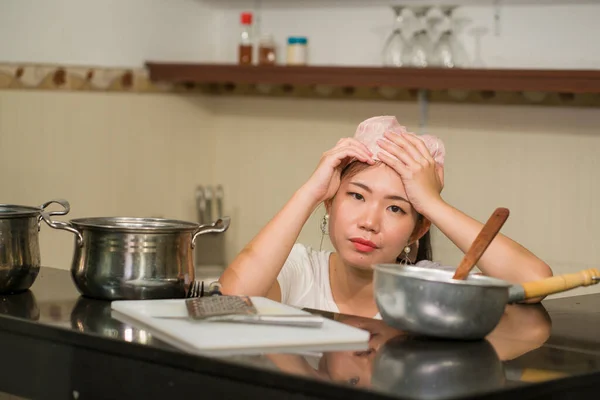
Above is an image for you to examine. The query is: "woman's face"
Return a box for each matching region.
[328,162,420,270]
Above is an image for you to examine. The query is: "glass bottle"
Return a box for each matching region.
[258,34,277,65]
[238,12,253,65]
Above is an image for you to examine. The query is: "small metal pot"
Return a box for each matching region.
[374,264,600,340]
[0,199,70,294]
[41,214,230,301]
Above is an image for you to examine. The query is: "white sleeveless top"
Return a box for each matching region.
[276,243,382,319]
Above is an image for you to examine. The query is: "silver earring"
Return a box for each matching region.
[319,214,329,251]
[320,214,329,235]
[401,244,411,265]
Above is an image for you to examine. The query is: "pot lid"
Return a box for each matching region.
[69,217,199,233]
[0,204,42,219]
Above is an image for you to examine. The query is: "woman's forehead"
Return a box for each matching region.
[344,163,406,193]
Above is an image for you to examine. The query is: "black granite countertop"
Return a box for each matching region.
[0,267,599,400]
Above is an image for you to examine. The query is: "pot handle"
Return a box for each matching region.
[40,211,84,247]
[39,198,71,217]
[191,217,231,249]
[509,268,600,303]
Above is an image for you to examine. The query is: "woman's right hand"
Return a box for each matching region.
[222,138,372,298]
[303,138,375,204]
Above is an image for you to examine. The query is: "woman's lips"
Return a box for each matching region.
[350,238,378,253]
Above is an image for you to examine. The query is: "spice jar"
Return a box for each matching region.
[258,35,277,66]
[286,36,308,65]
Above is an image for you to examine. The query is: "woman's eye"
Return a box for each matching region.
[389,205,405,214]
[348,192,364,201]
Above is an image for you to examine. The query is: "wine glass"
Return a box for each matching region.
[431,6,471,68]
[403,7,433,68]
[382,6,408,67]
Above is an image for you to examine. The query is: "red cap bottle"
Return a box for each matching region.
[240,12,253,25]
[239,12,254,65]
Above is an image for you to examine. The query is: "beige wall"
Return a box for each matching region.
[0,90,216,269]
[2,90,599,298]
[210,97,600,299]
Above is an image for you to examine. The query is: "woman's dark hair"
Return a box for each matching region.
[413,226,432,264]
[339,160,433,264]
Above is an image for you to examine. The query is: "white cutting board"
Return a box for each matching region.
[111,297,370,356]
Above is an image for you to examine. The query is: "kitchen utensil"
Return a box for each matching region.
[186,295,256,318]
[195,185,206,225]
[374,264,600,340]
[40,213,230,301]
[195,185,227,267]
[206,281,222,296]
[453,207,510,280]
[372,335,506,399]
[0,199,70,294]
[214,185,224,218]
[110,296,370,356]
[183,295,325,328]
[186,280,203,298]
[204,186,213,223]
[198,313,325,327]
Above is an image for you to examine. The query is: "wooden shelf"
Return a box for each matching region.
[145,62,600,107]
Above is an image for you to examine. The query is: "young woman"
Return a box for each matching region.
[219,116,553,318]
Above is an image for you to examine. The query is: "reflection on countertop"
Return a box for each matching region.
[255,305,556,399]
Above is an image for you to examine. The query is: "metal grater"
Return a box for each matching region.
[185,295,257,320]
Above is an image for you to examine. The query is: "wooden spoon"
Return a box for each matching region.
[452,207,510,280]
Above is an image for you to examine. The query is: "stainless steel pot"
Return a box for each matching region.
[41,214,230,301]
[374,264,600,340]
[0,199,70,294]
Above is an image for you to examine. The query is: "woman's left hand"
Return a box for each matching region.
[376,131,444,214]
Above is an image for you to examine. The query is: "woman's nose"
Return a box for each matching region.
[358,207,380,232]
